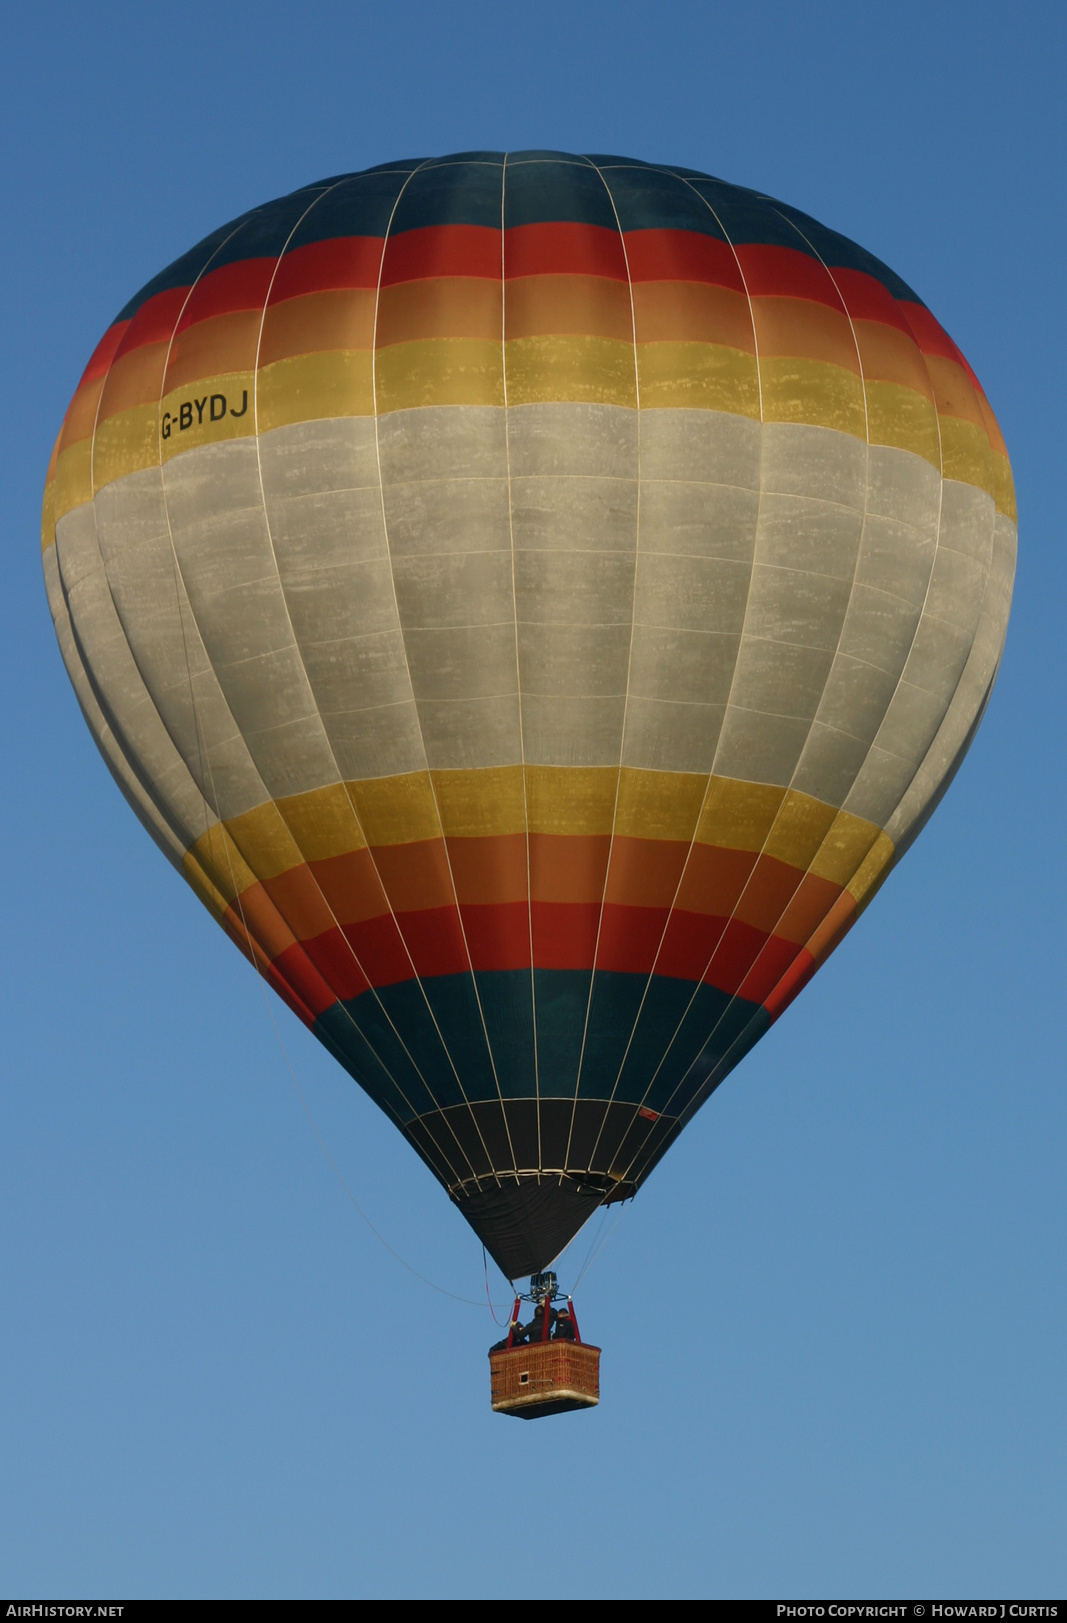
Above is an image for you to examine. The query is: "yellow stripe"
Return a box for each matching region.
[848,830,895,908]
[348,771,443,846]
[159,372,256,461]
[808,811,884,887]
[181,767,891,903]
[182,846,235,924]
[53,439,94,521]
[184,822,258,910]
[938,414,996,501]
[759,356,867,439]
[990,449,1017,523]
[694,777,784,854]
[433,766,527,838]
[504,334,637,408]
[91,402,159,491]
[864,380,941,469]
[374,338,504,413]
[41,470,57,553]
[188,789,372,904]
[691,778,883,873]
[525,766,618,836]
[636,341,760,416]
[257,350,374,430]
[210,800,304,884]
[276,782,368,860]
[763,791,839,870]
[614,768,708,842]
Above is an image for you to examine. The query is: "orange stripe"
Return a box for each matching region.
[258,287,376,365]
[376,276,503,347]
[371,838,456,914]
[164,309,261,391]
[529,833,611,905]
[975,392,1009,462]
[603,835,691,910]
[226,831,851,936]
[96,340,169,422]
[750,295,860,372]
[446,833,529,906]
[504,275,632,341]
[631,280,754,351]
[924,353,988,430]
[58,374,104,452]
[852,318,935,397]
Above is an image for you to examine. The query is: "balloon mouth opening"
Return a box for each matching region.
[453,1171,635,1281]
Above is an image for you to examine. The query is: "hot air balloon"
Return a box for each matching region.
[42,153,1015,1334]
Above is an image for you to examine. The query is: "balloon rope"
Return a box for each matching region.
[571,1206,628,1291]
[257,981,514,1309]
[483,1246,510,1326]
[568,1207,609,1285]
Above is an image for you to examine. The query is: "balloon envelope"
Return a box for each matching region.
[43,153,1016,1278]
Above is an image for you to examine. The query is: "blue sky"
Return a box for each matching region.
[2,0,1064,1599]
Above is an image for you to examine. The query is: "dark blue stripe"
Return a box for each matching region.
[598,164,729,239]
[283,170,413,253]
[313,967,767,1134]
[769,202,923,301]
[388,158,503,233]
[113,188,324,321]
[503,156,618,232]
[112,154,928,326]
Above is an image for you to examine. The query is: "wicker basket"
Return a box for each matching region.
[489,1340,601,1419]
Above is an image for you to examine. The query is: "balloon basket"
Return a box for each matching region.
[489,1341,601,1419]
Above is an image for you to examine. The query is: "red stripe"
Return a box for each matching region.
[459,901,532,973]
[380,224,500,285]
[343,914,417,987]
[112,286,189,360]
[762,946,817,1021]
[595,903,671,975]
[269,235,385,302]
[656,909,732,982]
[263,960,322,1029]
[250,937,335,1024]
[828,267,916,335]
[658,910,800,1000]
[257,893,838,998]
[393,906,470,978]
[735,243,844,307]
[703,917,767,995]
[735,934,805,1005]
[79,321,130,386]
[623,228,745,290]
[897,300,961,362]
[263,929,818,1031]
[765,891,857,1022]
[504,221,627,281]
[174,258,276,331]
[298,928,371,1002]
[898,301,986,396]
[531,901,601,970]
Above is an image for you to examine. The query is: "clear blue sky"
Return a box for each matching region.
[3,0,1064,1599]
